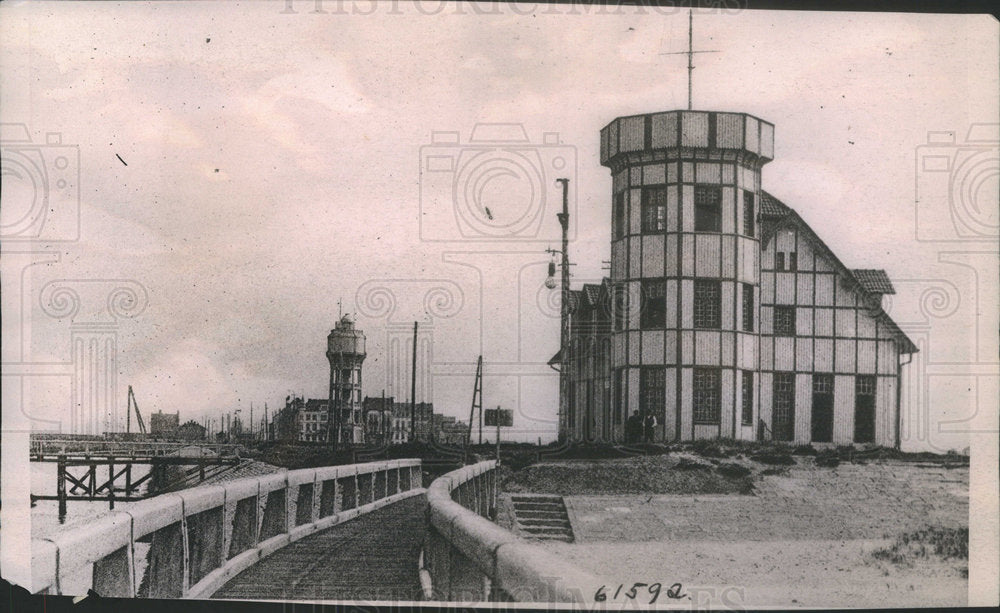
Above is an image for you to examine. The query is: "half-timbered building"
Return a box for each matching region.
[554,109,918,447]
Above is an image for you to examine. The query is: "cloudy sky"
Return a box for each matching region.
[1,1,996,449]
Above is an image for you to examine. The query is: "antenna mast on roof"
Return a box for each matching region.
[660,10,719,110]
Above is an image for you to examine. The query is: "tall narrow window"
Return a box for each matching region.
[693,367,721,424]
[640,367,666,425]
[773,372,795,441]
[694,185,722,232]
[741,370,754,425]
[775,251,785,271]
[614,369,624,425]
[614,284,626,332]
[641,279,666,329]
[641,187,667,234]
[614,191,626,240]
[741,283,754,332]
[854,375,877,444]
[693,279,721,329]
[789,251,798,271]
[774,306,796,336]
[743,191,756,237]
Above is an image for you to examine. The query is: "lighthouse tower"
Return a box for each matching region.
[600,110,774,441]
[327,314,366,444]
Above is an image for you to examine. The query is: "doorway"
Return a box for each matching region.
[811,374,834,443]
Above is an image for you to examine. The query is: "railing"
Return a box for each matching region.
[423,461,598,603]
[31,459,424,598]
[30,440,242,458]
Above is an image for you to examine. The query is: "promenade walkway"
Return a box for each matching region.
[213,495,427,602]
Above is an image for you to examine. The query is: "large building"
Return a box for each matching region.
[149,410,179,438]
[554,109,917,447]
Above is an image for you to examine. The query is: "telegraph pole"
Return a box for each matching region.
[410,321,418,443]
[556,178,571,443]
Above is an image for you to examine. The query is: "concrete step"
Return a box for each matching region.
[514,502,563,511]
[516,518,572,527]
[514,509,566,519]
[510,495,563,503]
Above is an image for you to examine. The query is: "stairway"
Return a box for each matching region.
[509,494,574,542]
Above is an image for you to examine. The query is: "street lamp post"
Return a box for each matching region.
[546,178,571,443]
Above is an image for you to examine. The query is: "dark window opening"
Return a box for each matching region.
[741,370,754,426]
[742,283,754,332]
[614,284,626,332]
[693,367,721,424]
[743,191,756,237]
[773,372,795,441]
[640,367,666,425]
[614,191,627,240]
[641,279,666,329]
[774,306,796,336]
[693,280,721,329]
[812,374,834,443]
[775,251,785,271]
[854,375,876,444]
[641,187,667,234]
[694,185,722,232]
[789,251,798,271]
[614,369,624,425]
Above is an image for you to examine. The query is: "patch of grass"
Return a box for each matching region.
[750,452,796,466]
[871,526,969,567]
[814,451,841,468]
[792,444,817,456]
[501,455,754,496]
[716,462,752,478]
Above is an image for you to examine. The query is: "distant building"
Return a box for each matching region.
[363,395,395,445]
[149,411,179,438]
[272,396,303,442]
[434,413,469,445]
[177,420,206,441]
[298,398,329,443]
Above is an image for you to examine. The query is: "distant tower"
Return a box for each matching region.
[601,110,774,441]
[327,314,366,445]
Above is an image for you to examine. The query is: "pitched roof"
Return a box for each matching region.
[760,191,916,354]
[760,191,792,217]
[582,283,602,307]
[852,269,896,294]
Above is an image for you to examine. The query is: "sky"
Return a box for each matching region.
[1,1,997,450]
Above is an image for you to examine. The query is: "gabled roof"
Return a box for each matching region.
[582,283,602,307]
[760,191,917,354]
[852,269,896,294]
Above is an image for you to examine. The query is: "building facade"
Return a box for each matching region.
[149,410,180,438]
[555,109,917,447]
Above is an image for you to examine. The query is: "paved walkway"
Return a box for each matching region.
[213,495,427,602]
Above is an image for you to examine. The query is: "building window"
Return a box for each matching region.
[614,284,626,332]
[613,191,626,240]
[640,367,666,425]
[789,252,798,271]
[743,191,755,237]
[775,251,785,271]
[741,370,754,425]
[693,367,721,424]
[774,306,796,336]
[742,283,754,332]
[854,375,877,444]
[693,279,721,329]
[641,187,667,234]
[614,369,624,425]
[694,185,722,232]
[773,372,795,441]
[568,385,576,428]
[641,279,666,329]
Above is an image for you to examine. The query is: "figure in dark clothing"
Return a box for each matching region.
[625,410,642,444]
[644,413,658,443]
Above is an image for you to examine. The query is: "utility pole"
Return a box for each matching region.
[556,178,571,443]
[410,321,418,443]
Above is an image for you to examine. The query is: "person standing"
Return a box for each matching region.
[644,412,657,443]
[626,410,641,444]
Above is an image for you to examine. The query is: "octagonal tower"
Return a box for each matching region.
[600,110,774,441]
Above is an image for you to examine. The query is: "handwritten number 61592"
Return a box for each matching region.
[594,582,686,604]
